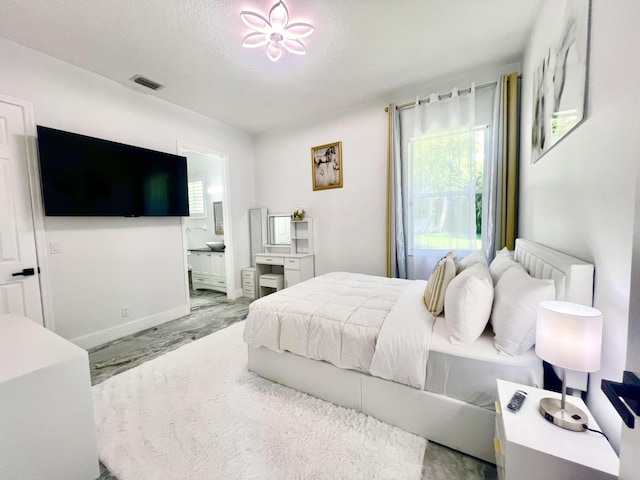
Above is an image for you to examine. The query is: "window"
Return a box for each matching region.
[187,177,205,218]
[408,125,488,254]
[397,84,497,280]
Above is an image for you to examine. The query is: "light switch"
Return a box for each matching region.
[50,242,61,254]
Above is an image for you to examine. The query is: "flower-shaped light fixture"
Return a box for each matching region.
[240,1,314,62]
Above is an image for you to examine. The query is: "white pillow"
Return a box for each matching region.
[491,267,556,355]
[424,251,458,316]
[458,250,488,273]
[444,262,494,344]
[489,247,520,284]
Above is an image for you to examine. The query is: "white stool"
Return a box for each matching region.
[259,273,284,297]
[260,273,284,289]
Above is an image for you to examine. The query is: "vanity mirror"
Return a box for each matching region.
[268,214,291,245]
[213,201,224,235]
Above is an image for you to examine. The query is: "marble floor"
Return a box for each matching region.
[90,289,496,480]
[89,289,251,385]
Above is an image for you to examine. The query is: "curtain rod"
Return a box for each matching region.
[385,81,498,112]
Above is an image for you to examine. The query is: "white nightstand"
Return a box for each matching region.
[494,379,619,480]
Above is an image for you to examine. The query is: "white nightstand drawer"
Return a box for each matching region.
[243,278,255,288]
[284,258,300,269]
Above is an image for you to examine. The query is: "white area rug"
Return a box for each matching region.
[93,321,427,480]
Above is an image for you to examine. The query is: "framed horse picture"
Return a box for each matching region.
[311,141,342,191]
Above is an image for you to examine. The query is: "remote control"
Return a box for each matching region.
[507,390,527,412]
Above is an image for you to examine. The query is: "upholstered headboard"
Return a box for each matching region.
[514,239,595,306]
[514,238,595,391]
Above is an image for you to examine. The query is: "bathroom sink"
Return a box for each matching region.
[206,242,225,252]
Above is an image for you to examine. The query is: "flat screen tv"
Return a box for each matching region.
[36,125,189,217]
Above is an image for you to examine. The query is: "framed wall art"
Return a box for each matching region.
[311,141,342,191]
[531,0,590,163]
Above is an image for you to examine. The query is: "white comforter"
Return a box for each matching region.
[243,272,435,389]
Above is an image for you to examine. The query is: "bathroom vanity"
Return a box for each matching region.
[188,249,226,293]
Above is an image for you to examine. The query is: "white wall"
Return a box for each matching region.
[621,167,640,478]
[519,0,640,452]
[254,106,388,276]
[0,38,255,347]
[619,4,640,476]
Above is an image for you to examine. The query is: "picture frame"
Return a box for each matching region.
[531,0,590,163]
[311,141,342,191]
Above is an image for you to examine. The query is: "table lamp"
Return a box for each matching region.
[535,300,603,431]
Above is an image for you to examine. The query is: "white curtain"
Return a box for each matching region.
[409,85,477,279]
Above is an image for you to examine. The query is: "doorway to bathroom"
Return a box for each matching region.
[179,144,232,306]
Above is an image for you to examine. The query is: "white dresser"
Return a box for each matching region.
[0,314,99,480]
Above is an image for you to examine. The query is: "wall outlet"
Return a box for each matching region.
[121,306,130,317]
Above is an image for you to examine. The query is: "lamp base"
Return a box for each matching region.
[539,397,587,431]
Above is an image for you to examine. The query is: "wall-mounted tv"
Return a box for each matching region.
[36,126,189,217]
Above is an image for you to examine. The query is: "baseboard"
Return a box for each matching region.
[228,287,244,300]
[70,305,190,350]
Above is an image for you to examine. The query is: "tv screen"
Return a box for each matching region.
[36,126,189,216]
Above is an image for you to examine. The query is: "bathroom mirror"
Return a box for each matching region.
[213,201,224,235]
[268,214,291,245]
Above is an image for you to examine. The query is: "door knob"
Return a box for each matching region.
[12,268,36,277]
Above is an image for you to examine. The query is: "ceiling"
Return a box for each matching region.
[0,0,540,134]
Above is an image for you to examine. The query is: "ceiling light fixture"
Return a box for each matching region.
[240,1,314,62]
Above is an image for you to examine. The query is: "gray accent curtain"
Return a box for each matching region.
[386,103,407,278]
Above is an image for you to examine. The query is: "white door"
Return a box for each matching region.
[0,96,43,325]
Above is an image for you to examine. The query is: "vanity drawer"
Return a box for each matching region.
[257,256,284,265]
[193,275,226,291]
[243,286,256,299]
[284,258,300,270]
[193,275,214,286]
[242,269,255,280]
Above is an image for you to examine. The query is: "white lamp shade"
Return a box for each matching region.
[535,300,603,372]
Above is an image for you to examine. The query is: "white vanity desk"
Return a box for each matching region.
[249,215,315,298]
[254,253,314,297]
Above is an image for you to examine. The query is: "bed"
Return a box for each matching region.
[243,239,595,463]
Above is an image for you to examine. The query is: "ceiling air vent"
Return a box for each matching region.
[130,75,164,91]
